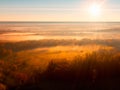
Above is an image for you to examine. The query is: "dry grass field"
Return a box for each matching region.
[0,39,120,90]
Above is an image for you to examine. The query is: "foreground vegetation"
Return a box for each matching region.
[0,39,120,90]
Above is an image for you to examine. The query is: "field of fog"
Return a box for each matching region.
[0,22,120,41]
[0,22,120,90]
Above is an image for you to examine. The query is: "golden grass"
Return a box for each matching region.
[14,44,114,70]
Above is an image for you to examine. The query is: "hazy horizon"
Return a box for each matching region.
[0,22,120,41]
[0,21,120,22]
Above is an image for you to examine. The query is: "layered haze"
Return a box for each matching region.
[0,22,120,41]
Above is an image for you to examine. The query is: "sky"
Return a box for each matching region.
[0,0,120,22]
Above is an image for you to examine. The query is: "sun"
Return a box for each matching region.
[89,3,102,17]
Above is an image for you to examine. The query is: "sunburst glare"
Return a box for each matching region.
[89,3,102,17]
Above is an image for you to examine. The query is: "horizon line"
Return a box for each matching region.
[0,21,120,23]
